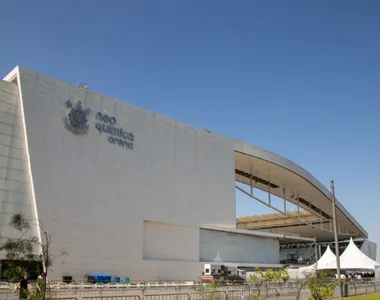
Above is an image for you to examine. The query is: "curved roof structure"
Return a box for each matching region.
[237,210,319,229]
[233,140,367,242]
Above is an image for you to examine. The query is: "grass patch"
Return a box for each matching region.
[346,293,380,300]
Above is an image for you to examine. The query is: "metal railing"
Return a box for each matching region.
[345,280,379,295]
[1,280,379,300]
[82,297,140,300]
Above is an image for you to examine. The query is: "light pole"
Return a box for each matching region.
[331,180,342,297]
[314,237,318,271]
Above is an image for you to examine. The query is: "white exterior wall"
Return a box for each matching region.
[9,67,241,281]
[0,80,38,255]
[143,221,199,262]
[0,67,285,281]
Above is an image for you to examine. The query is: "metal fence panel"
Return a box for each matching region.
[143,293,189,300]
[0,289,15,300]
[249,288,280,300]
[226,290,241,300]
[82,296,140,300]
[190,291,227,300]
[2,281,380,300]
[239,289,254,300]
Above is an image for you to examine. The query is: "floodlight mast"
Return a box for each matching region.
[314,237,318,272]
[331,180,342,297]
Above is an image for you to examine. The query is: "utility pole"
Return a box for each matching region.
[331,180,342,297]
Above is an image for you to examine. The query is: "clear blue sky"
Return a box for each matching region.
[1,1,379,255]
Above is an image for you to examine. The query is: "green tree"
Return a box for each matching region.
[307,270,340,300]
[0,213,68,300]
[2,261,26,281]
[249,268,289,300]
[295,270,340,300]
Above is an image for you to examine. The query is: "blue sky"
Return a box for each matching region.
[1,1,379,255]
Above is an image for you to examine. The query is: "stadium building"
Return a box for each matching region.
[0,66,375,281]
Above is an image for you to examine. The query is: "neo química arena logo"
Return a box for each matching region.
[95,112,134,150]
[63,100,91,134]
[63,100,134,150]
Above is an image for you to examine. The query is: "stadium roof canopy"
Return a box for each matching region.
[233,140,367,243]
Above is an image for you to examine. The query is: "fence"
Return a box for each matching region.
[0,281,380,300]
[345,280,379,296]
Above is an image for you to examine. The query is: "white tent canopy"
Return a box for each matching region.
[315,245,337,270]
[291,239,380,280]
[298,245,336,273]
[339,238,380,270]
[316,238,380,270]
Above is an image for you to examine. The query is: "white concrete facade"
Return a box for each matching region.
[0,67,283,281]
[0,66,373,281]
[0,80,39,248]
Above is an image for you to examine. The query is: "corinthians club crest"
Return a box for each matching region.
[64,100,90,134]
